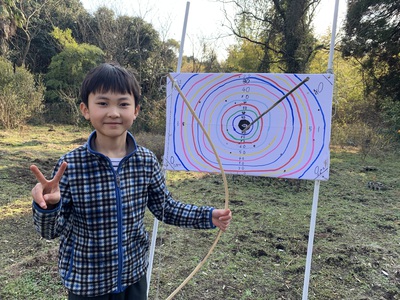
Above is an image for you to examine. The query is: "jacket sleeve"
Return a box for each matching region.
[32,158,73,240]
[146,156,216,230]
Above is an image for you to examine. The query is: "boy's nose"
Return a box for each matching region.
[107,107,120,117]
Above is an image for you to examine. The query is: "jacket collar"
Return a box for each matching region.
[86,130,138,158]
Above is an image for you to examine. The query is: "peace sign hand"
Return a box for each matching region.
[30,162,68,210]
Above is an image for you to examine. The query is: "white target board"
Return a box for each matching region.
[164,73,333,180]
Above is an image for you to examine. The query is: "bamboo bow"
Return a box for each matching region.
[165,73,230,300]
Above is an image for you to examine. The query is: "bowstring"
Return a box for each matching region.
[164,73,230,300]
[151,74,172,299]
[153,73,229,299]
[153,78,186,299]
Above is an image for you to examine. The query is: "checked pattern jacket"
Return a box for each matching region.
[32,131,215,297]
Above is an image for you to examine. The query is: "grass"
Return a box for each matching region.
[0,125,399,299]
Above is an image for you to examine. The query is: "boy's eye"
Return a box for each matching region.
[120,103,130,107]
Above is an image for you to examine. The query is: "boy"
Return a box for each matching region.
[31,63,232,299]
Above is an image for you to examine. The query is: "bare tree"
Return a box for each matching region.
[219,0,323,73]
[11,0,61,67]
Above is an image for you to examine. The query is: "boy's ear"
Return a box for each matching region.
[134,105,140,119]
[80,102,90,120]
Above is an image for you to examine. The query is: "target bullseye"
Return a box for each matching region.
[239,119,250,131]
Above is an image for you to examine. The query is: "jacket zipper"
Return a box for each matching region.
[88,131,137,293]
[114,157,128,292]
[114,170,123,292]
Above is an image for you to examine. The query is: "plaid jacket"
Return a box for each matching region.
[32,131,215,297]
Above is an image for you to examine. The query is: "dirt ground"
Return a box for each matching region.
[1,127,399,299]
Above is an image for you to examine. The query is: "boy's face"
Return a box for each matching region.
[80,91,140,139]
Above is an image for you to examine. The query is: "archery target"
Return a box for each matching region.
[164,73,333,180]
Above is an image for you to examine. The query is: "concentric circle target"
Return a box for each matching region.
[165,73,333,180]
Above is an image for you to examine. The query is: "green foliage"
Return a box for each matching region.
[133,97,166,135]
[51,27,78,48]
[331,121,397,160]
[4,2,177,130]
[0,0,25,55]
[309,47,365,125]
[83,6,177,130]
[45,27,104,123]
[227,0,321,73]
[225,40,264,72]
[179,42,222,73]
[342,0,400,102]
[309,38,400,153]
[0,57,44,128]
[134,131,165,161]
[89,7,162,70]
[7,0,89,74]
[380,97,400,139]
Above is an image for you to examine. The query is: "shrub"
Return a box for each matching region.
[331,121,396,159]
[0,58,45,128]
[134,131,165,161]
[44,28,104,124]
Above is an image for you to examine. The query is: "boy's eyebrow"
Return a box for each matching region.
[94,95,132,101]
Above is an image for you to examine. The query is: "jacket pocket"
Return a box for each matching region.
[60,236,75,281]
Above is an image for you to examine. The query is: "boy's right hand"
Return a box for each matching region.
[30,162,67,210]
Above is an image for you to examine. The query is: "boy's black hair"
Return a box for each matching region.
[80,63,141,107]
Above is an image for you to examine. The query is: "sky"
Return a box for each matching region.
[80,0,348,61]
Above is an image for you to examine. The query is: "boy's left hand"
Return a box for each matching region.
[212,209,232,232]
